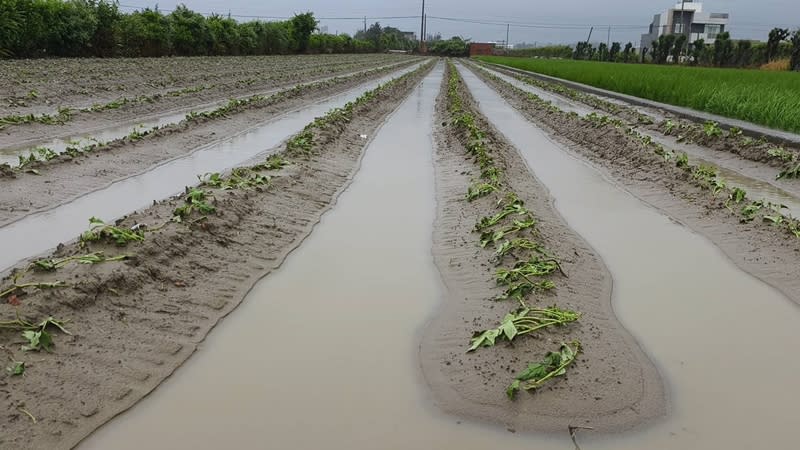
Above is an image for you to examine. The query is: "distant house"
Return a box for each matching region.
[640,1,729,50]
[469,43,495,56]
[400,31,417,41]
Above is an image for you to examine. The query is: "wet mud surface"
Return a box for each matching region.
[420,64,665,432]
[0,55,414,143]
[477,62,800,211]
[466,62,800,308]
[0,62,421,230]
[0,62,433,450]
[3,55,800,450]
[459,62,800,449]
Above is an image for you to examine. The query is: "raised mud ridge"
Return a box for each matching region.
[0,55,415,147]
[0,61,419,228]
[0,62,435,450]
[419,63,665,433]
[466,62,800,308]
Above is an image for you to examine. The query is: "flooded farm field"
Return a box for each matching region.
[2,55,799,450]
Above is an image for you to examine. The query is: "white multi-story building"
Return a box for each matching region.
[640,1,729,50]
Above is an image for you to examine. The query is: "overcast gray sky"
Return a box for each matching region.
[126,0,798,45]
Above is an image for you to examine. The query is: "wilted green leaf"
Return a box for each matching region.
[22,329,53,352]
[507,342,581,399]
[6,361,24,376]
[467,307,579,352]
[468,329,501,351]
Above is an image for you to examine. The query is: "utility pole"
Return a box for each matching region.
[423,13,427,42]
[363,17,366,34]
[585,26,593,44]
[607,26,611,48]
[506,24,510,51]
[680,0,687,58]
[420,0,426,53]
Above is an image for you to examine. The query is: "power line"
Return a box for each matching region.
[116,4,789,34]
[426,15,647,30]
[118,4,418,21]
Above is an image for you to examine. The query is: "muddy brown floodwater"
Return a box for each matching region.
[0,61,414,167]
[456,63,800,449]
[77,62,800,450]
[0,63,425,274]
[473,63,800,218]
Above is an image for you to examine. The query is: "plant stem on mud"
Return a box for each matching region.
[468,306,580,352]
[506,341,581,399]
[81,217,145,246]
[0,281,68,299]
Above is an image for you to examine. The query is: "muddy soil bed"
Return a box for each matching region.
[0,54,415,150]
[419,63,665,433]
[479,62,800,188]
[0,61,419,228]
[0,54,407,116]
[466,63,800,307]
[0,62,434,450]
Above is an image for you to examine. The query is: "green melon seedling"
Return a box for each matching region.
[173,189,216,222]
[31,252,128,272]
[496,255,563,284]
[466,183,497,202]
[468,307,580,352]
[495,280,556,303]
[475,202,529,232]
[507,341,581,399]
[81,217,145,246]
[0,314,70,353]
[480,219,536,248]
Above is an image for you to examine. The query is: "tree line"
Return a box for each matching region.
[565,27,799,70]
[0,0,419,58]
[508,45,573,59]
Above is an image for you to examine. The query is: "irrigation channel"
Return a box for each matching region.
[0,61,415,167]
[473,63,800,218]
[79,61,800,449]
[455,62,800,448]
[0,62,426,274]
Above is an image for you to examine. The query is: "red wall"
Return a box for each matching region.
[469,43,494,56]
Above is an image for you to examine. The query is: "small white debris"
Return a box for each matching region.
[359,134,368,139]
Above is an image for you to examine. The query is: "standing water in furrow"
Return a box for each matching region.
[475,63,800,218]
[455,63,800,449]
[76,61,799,450]
[78,63,558,450]
[0,61,414,167]
[0,63,425,274]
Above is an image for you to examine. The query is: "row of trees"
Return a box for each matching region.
[569,27,799,70]
[574,41,639,63]
[507,45,573,59]
[646,30,798,68]
[427,36,470,57]
[0,0,415,58]
[354,22,416,53]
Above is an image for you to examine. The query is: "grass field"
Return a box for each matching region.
[477,56,800,133]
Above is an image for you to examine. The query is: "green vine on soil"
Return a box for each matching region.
[0,62,418,177]
[446,60,581,397]
[471,61,800,241]
[285,60,435,158]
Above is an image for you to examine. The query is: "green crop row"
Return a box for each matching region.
[476,60,800,179]
[472,63,800,240]
[2,63,415,177]
[477,56,800,134]
[445,61,581,399]
[0,61,435,380]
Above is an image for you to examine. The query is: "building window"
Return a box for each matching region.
[706,24,721,39]
[674,23,684,33]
